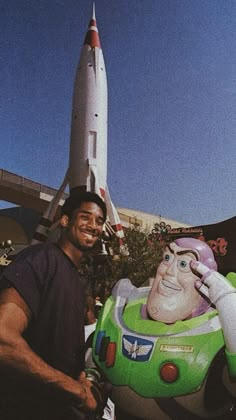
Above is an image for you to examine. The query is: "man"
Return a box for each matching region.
[0,191,107,420]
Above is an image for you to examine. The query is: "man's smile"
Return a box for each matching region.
[81,230,97,240]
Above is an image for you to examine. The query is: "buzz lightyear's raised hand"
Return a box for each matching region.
[191,260,236,353]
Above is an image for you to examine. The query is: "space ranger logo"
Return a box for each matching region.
[122,335,153,361]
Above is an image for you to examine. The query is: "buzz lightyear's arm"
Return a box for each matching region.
[191,261,236,368]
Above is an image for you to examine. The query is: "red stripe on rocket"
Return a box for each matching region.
[69,4,125,243]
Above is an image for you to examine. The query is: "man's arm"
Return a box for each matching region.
[0,287,97,412]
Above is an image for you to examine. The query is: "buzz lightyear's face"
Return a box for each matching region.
[147,242,201,323]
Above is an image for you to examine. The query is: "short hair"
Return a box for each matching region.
[61,191,107,220]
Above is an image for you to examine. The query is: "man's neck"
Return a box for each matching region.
[58,239,84,268]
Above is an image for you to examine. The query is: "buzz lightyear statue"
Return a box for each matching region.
[93,238,236,419]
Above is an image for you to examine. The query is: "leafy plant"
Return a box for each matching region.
[79,224,165,301]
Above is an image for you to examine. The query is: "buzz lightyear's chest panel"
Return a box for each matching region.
[93,297,225,398]
[122,334,154,361]
[94,327,224,398]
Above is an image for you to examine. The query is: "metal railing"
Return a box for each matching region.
[0,169,68,198]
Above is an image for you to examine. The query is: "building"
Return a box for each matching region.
[0,169,190,253]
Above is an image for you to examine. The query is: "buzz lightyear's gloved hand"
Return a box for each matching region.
[191,261,236,353]
[190,260,236,305]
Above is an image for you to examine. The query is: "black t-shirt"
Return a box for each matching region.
[0,243,87,419]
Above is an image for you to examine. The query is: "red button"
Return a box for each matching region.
[160,362,179,383]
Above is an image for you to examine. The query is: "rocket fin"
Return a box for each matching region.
[89,166,128,254]
[104,186,124,238]
[89,165,105,198]
[104,186,129,256]
[105,186,129,256]
[31,169,69,244]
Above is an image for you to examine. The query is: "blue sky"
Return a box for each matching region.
[1,0,235,226]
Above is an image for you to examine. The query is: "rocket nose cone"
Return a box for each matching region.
[84,18,101,49]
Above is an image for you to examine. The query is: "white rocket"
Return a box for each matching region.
[69,4,125,244]
[32,5,125,248]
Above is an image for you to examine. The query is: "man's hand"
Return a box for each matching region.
[72,370,111,418]
[85,368,112,414]
[191,260,236,305]
[78,371,99,411]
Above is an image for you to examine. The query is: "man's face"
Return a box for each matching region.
[65,202,104,251]
[147,242,201,323]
